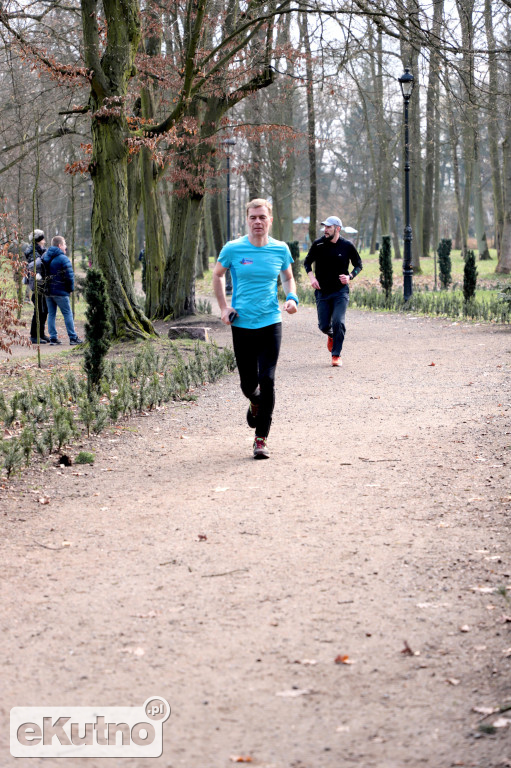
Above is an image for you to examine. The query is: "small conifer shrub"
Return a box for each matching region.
[83,268,112,393]
[438,238,452,290]
[379,235,393,303]
[463,249,478,303]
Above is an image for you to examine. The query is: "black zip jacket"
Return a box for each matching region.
[303,236,363,294]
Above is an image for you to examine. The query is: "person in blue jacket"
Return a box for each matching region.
[42,236,83,345]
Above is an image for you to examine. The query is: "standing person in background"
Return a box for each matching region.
[213,198,298,460]
[304,215,362,367]
[42,236,83,346]
[138,242,146,293]
[24,230,50,344]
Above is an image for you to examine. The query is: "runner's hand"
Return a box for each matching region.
[309,274,320,290]
[221,307,235,325]
[283,300,297,314]
[340,274,350,285]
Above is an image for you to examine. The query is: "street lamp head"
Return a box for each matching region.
[222,137,237,153]
[398,68,415,99]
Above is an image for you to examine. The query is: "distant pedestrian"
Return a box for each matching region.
[23,229,50,344]
[304,216,362,367]
[138,243,146,293]
[213,198,298,460]
[42,236,83,345]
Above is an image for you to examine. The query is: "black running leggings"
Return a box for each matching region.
[231,322,282,439]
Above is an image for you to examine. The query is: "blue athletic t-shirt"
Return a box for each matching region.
[218,235,293,329]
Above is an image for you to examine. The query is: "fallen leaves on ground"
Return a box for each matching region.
[117,647,145,657]
[334,654,355,665]
[229,756,253,763]
[401,640,420,656]
[276,688,313,697]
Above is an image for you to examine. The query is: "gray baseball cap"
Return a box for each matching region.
[321,216,343,228]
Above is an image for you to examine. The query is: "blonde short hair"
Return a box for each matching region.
[246,198,272,216]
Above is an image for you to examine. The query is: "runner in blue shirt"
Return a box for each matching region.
[213,198,299,459]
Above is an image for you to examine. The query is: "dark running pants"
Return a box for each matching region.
[315,286,350,357]
[231,322,282,439]
[30,292,48,339]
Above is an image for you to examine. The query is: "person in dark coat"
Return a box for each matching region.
[23,229,50,344]
[42,236,83,345]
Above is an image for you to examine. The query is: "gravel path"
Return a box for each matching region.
[1,306,510,768]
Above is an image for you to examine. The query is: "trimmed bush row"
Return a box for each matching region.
[286,284,511,324]
[0,342,236,478]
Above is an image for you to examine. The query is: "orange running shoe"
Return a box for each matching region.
[331,356,342,367]
[327,335,333,353]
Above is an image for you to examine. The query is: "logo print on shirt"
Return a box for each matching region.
[240,258,253,265]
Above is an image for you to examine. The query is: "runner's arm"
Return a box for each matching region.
[213,261,235,325]
[281,267,298,314]
[303,244,320,289]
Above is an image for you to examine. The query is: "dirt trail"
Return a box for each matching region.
[1,307,510,768]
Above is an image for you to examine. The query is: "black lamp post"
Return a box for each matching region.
[222,137,236,295]
[79,187,85,257]
[398,67,415,302]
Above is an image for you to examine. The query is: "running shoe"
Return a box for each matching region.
[327,335,333,353]
[332,356,342,367]
[253,437,270,459]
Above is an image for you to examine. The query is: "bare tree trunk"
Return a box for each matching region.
[301,12,317,245]
[400,0,423,271]
[497,22,511,274]
[269,17,295,241]
[473,131,491,259]
[498,135,511,273]
[485,0,505,264]
[422,0,443,258]
[140,16,165,316]
[446,76,468,255]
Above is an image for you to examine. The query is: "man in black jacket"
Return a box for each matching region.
[303,216,362,367]
[24,229,50,344]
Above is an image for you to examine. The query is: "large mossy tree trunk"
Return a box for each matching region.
[90,117,154,338]
[140,146,165,317]
[127,153,141,278]
[82,0,154,339]
[159,193,203,318]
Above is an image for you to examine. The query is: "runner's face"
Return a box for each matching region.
[324,225,337,240]
[247,206,272,239]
